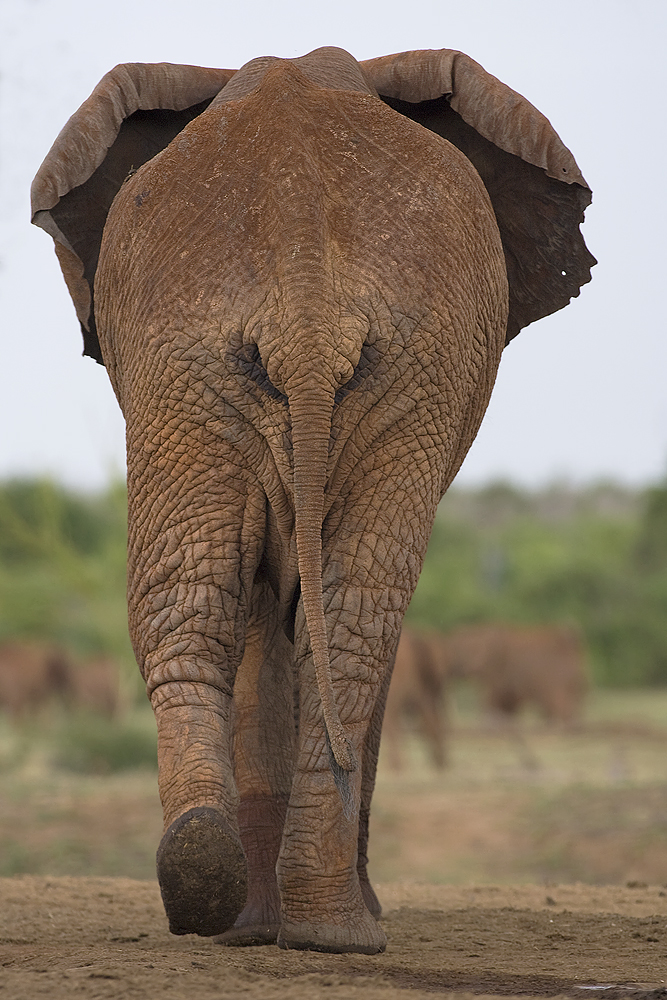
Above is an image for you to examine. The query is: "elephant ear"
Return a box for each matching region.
[31,62,236,363]
[360,49,596,344]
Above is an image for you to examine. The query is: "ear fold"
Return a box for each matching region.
[360,49,596,343]
[31,62,235,362]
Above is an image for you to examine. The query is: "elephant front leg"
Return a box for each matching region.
[357,640,396,920]
[218,578,297,946]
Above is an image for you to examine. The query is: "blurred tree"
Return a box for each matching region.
[408,480,667,687]
[635,479,667,572]
[0,478,137,697]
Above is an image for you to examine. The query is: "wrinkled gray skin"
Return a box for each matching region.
[31,45,594,954]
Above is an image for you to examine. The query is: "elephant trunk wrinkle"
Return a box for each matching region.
[288,380,358,802]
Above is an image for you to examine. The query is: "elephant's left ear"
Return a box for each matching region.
[31,62,236,363]
[360,49,596,344]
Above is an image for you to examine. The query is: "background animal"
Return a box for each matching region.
[444,623,589,725]
[0,641,70,718]
[67,656,121,718]
[0,643,122,719]
[383,629,451,771]
[31,45,593,953]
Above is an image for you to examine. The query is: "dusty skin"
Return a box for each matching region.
[1,877,666,999]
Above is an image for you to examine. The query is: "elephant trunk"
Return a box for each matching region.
[288,379,358,809]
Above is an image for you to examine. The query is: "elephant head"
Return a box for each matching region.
[32,46,593,953]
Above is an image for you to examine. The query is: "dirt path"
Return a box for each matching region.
[1,878,666,999]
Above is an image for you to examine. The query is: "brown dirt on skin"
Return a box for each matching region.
[1,877,666,999]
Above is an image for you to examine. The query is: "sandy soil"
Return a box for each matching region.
[3,703,667,998]
[1,877,666,999]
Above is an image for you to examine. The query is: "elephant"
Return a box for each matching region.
[382,628,451,770]
[68,655,121,717]
[443,623,589,724]
[484,624,589,725]
[0,641,70,718]
[31,45,594,953]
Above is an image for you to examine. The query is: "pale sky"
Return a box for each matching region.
[1,0,665,489]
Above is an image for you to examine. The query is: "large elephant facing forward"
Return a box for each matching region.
[32,46,594,954]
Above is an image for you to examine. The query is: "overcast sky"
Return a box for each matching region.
[1,0,665,490]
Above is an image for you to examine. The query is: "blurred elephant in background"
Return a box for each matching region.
[383,628,451,770]
[32,45,593,953]
[444,623,589,724]
[0,643,122,719]
[0,641,70,718]
[68,656,121,718]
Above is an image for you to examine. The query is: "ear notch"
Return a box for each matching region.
[31,62,236,363]
[361,49,596,343]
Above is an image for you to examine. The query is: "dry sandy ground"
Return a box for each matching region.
[1,878,666,999]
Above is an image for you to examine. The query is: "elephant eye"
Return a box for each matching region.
[233,343,287,404]
[334,342,379,405]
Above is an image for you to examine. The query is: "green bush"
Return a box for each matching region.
[51,712,157,774]
[0,477,139,697]
[407,478,667,687]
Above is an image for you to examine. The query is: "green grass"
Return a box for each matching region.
[368,686,667,886]
[0,707,157,776]
[50,711,157,774]
[0,708,161,878]
[0,688,666,884]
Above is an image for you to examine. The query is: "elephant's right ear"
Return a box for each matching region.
[31,62,236,363]
[360,50,596,344]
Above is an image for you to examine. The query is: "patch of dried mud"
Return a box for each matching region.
[1,878,666,1000]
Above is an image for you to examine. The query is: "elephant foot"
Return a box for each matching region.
[214,887,281,946]
[215,794,285,946]
[156,806,247,936]
[215,921,280,946]
[277,909,386,954]
[359,874,382,920]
